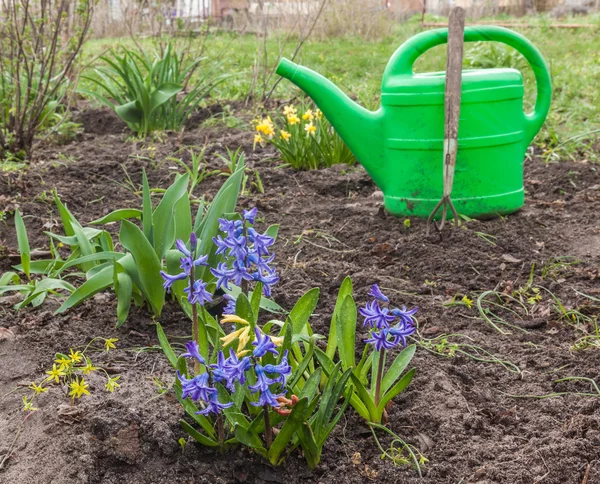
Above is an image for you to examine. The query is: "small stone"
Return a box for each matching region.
[370,190,384,199]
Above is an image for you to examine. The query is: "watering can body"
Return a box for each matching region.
[276,26,552,218]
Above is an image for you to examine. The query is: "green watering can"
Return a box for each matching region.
[276,26,552,218]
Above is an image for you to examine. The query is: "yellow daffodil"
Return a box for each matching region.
[255,117,275,137]
[287,114,300,125]
[315,109,323,119]
[69,378,90,399]
[22,396,37,412]
[302,109,314,121]
[105,376,121,393]
[283,105,297,116]
[29,382,48,394]
[104,338,118,352]
[254,133,264,148]
[304,122,317,136]
[280,130,291,142]
[46,363,66,383]
[55,355,72,370]
[81,358,97,375]
[220,315,250,326]
[69,349,83,363]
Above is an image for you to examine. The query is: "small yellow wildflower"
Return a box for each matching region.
[46,363,66,383]
[104,338,118,352]
[302,109,314,121]
[461,295,473,309]
[22,396,37,412]
[81,358,97,375]
[280,130,291,142]
[283,105,297,117]
[315,109,323,119]
[69,349,83,363]
[69,378,90,399]
[304,122,317,136]
[254,134,264,148]
[29,382,48,394]
[105,376,121,393]
[55,355,72,370]
[287,114,300,125]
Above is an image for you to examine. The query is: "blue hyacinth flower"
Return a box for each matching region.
[252,327,279,358]
[181,340,205,365]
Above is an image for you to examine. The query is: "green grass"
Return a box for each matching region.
[81,14,600,161]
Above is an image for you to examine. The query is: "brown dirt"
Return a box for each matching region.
[1,107,599,484]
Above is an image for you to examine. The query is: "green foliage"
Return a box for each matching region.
[81,43,228,137]
[253,102,355,170]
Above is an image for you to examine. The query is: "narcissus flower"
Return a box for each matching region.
[254,133,264,147]
[287,114,300,125]
[304,122,317,136]
[280,130,291,142]
[283,105,297,116]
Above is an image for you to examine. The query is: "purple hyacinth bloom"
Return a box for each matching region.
[223,348,251,388]
[190,233,198,251]
[249,364,283,407]
[227,235,248,261]
[364,328,399,351]
[230,260,253,286]
[160,271,187,293]
[369,284,389,303]
[391,306,418,326]
[180,253,209,275]
[243,208,258,224]
[181,341,205,365]
[218,218,239,237]
[248,228,274,256]
[211,262,235,291]
[223,294,236,314]
[263,350,291,385]
[388,322,416,347]
[253,270,279,297]
[213,235,230,256]
[360,300,396,329]
[178,371,212,402]
[252,328,278,358]
[211,350,233,388]
[175,239,191,257]
[185,280,213,306]
[196,389,234,415]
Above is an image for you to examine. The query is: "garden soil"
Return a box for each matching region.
[0,107,599,484]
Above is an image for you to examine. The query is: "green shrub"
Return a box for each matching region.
[82,43,228,137]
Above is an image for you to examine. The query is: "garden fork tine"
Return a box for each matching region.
[426,7,465,237]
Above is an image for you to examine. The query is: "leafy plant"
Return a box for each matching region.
[0,0,93,157]
[316,281,418,424]
[82,43,228,137]
[252,102,355,170]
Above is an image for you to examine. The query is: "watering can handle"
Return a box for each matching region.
[385,26,552,145]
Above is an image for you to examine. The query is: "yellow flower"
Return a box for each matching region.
[29,382,48,395]
[105,376,121,393]
[55,355,72,370]
[269,335,284,346]
[280,130,291,142]
[283,105,297,117]
[69,378,90,399]
[254,134,264,148]
[255,117,275,137]
[304,122,317,136]
[461,295,473,309]
[81,358,97,375]
[315,109,323,120]
[287,114,300,125]
[22,396,37,412]
[104,338,118,352]
[69,349,83,363]
[220,315,250,326]
[302,109,314,121]
[46,363,66,383]
[220,326,251,355]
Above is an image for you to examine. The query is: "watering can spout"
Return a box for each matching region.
[276,59,384,184]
